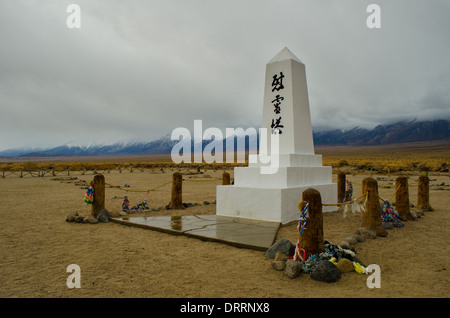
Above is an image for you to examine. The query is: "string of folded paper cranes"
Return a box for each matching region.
[82,178,222,213]
[292,200,373,275]
[293,180,406,274]
[83,181,94,205]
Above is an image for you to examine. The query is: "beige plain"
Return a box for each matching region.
[0,169,449,298]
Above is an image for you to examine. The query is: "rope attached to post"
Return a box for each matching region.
[105,180,172,193]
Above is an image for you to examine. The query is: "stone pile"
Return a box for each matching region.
[66,209,111,224]
[266,239,366,282]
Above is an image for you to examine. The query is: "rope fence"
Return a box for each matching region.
[329,174,434,220]
[79,171,233,214]
[0,163,239,179]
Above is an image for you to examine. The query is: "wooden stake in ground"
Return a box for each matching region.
[91,174,105,218]
[297,188,324,259]
[168,172,184,209]
[361,177,388,237]
[417,175,433,212]
[337,171,346,203]
[395,176,414,221]
[222,172,231,185]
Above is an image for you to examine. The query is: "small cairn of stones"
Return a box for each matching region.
[266,238,367,283]
[66,209,111,224]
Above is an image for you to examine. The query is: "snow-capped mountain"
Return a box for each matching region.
[0,120,448,158]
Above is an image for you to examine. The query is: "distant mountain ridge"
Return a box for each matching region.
[313,119,450,146]
[0,119,449,158]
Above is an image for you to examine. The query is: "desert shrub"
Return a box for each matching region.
[22,161,39,171]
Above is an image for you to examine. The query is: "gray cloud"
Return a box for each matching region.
[1,0,449,150]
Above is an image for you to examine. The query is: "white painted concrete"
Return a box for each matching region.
[216,47,337,224]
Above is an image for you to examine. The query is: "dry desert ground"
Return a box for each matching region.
[0,162,449,299]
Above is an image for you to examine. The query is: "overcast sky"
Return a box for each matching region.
[1,0,449,151]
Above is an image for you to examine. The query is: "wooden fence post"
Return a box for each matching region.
[222,172,231,185]
[337,171,346,203]
[168,172,183,209]
[395,176,414,221]
[297,188,324,259]
[417,175,433,212]
[91,174,105,218]
[361,177,388,237]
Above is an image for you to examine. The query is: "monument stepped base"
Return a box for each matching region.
[216,183,337,224]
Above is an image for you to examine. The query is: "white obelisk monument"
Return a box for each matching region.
[216,47,337,224]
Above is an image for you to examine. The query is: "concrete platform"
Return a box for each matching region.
[111,215,280,251]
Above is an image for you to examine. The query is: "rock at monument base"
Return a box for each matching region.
[284,259,302,279]
[275,252,289,262]
[88,217,98,224]
[66,211,78,222]
[382,222,394,230]
[271,261,286,271]
[265,239,295,259]
[310,260,341,283]
[356,227,377,239]
[336,258,354,273]
[345,236,358,245]
[97,209,111,223]
[355,234,365,243]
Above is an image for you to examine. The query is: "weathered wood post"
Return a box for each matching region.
[168,172,184,209]
[222,172,231,185]
[417,175,433,212]
[91,174,105,218]
[337,171,346,203]
[297,188,324,259]
[395,176,414,221]
[52,166,55,176]
[361,177,388,236]
[20,167,23,178]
